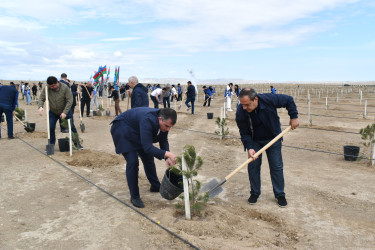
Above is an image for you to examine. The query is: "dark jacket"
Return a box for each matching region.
[110,107,169,159]
[187,85,196,98]
[235,93,298,150]
[131,83,149,108]
[81,85,93,100]
[0,85,19,111]
[108,90,119,100]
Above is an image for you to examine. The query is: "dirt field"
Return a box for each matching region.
[1,84,375,249]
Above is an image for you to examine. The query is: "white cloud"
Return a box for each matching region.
[101,37,143,42]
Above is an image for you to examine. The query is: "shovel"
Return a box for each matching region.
[201,126,292,198]
[45,86,54,155]
[77,93,85,132]
[178,94,184,110]
[15,116,35,132]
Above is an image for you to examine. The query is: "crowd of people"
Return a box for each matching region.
[1,77,298,209]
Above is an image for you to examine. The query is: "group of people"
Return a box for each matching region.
[1,76,299,210]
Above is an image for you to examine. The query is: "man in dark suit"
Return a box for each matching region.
[110,107,177,208]
[0,84,19,139]
[127,76,149,108]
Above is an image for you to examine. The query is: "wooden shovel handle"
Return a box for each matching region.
[14,115,26,126]
[225,126,292,181]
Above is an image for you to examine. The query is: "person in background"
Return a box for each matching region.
[202,85,212,107]
[90,84,99,111]
[162,84,171,108]
[38,76,82,149]
[224,83,233,111]
[177,83,183,101]
[150,87,166,109]
[185,81,196,115]
[271,86,276,94]
[110,107,178,208]
[0,83,19,139]
[120,84,126,101]
[171,85,178,102]
[127,76,149,108]
[236,88,299,208]
[108,85,122,116]
[32,83,38,101]
[80,82,93,117]
[60,73,70,88]
[234,84,241,109]
[24,83,32,105]
[70,82,78,114]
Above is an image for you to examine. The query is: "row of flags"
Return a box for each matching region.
[90,65,119,88]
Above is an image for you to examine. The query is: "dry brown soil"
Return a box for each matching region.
[1,84,374,249]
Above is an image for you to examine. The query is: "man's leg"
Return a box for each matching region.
[167,97,170,108]
[48,111,59,144]
[138,149,161,189]
[122,151,140,199]
[86,99,91,116]
[247,140,263,197]
[4,109,14,137]
[185,97,191,108]
[0,107,3,137]
[191,98,195,114]
[265,139,285,198]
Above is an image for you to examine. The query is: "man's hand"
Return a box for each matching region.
[164,151,177,166]
[38,107,44,116]
[12,111,15,117]
[248,149,258,160]
[290,118,299,130]
[60,113,67,119]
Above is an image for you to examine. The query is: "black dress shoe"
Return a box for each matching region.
[61,129,69,133]
[8,136,15,139]
[131,197,145,208]
[86,115,91,117]
[150,185,160,192]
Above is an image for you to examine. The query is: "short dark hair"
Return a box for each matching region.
[61,73,67,78]
[158,108,177,125]
[239,88,257,101]
[187,81,192,84]
[47,76,58,85]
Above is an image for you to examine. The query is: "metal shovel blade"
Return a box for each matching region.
[80,122,85,133]
[46,140,55,155]
[201,178,225,198]
[106,110,111,116]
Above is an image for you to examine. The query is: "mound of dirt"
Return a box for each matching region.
[66,149,122,168]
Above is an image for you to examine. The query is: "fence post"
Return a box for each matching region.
[223,102,226,120]
[68,119,72,157]
[181,150,191,220]
[220,107,223,140]
[325,96,328,110]
[308,91,312,126]
[360,90,363,105]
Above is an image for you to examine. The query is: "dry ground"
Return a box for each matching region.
[1,84,375,249]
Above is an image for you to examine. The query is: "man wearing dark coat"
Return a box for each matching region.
[110,107,177,208]
[0,84,19,139]
[127,76,149,108]
[236,88,299,208]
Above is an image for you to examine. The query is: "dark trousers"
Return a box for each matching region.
[185,97,195,114]
[203,96,211,107]
[0,105,14,137]
[122,150,161,199]
[248,138,285,198]
[150,95,159,108]
[81,98,91,116]
[49,110,78,145]
[163,96,170,108]
[177,93,182,101]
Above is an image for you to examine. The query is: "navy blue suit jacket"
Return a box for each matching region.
[235,93,298,150]
[110,107,169,159]
[0,85,19,111]
[131,83,149,108]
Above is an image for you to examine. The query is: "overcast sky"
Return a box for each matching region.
[0,0,374,82]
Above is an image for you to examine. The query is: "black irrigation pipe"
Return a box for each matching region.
[173,127,373,160]
[9,133,200,250]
